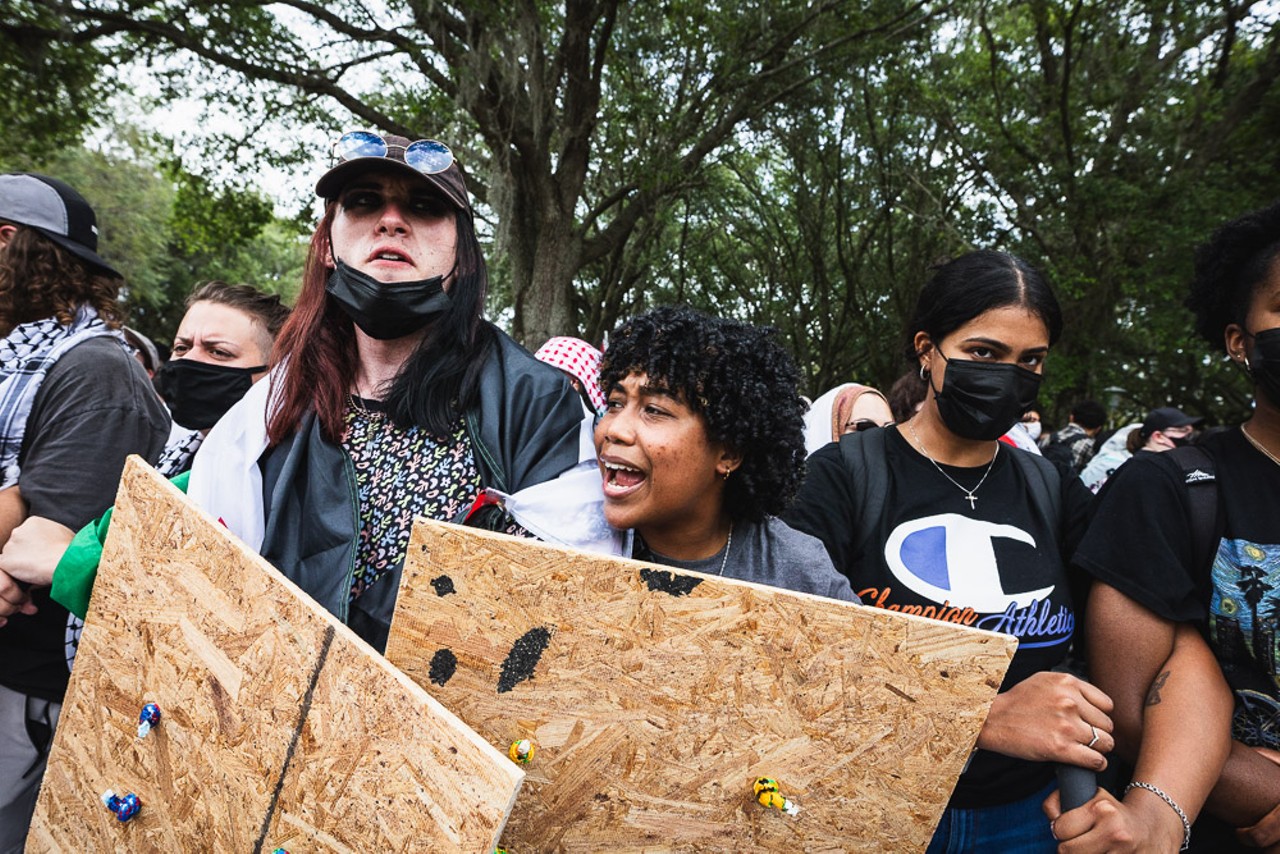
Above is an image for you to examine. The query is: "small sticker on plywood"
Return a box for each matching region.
[386,520,1017,852]
[28,457,522,853]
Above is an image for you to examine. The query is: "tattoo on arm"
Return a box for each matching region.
[1146,670,1171,706]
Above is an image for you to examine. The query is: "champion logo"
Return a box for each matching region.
[1185,469,1215,484]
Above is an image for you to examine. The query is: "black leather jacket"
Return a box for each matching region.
[258,325,583,651]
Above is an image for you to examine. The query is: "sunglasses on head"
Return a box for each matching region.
[846,419,894,433]
[332,131,454,175]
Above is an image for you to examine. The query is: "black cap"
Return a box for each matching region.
[0,173,121,278]
[1141,407,1203,437]
[315,133,471,214]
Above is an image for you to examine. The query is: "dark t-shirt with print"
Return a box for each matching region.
[1074,428,1280,750]
[0,338,169,701]
[785,427,1094,809]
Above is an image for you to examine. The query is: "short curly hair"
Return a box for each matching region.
[599,305,807,524]
[1187,200,1280,352]
[0,225,123,332]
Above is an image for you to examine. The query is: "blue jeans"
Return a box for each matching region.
[927,780,1058,854]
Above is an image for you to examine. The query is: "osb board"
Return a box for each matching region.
[28,458,522,853]
[385,521,1018,853]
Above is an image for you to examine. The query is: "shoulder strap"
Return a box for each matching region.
[1008,448,1063,543]
[838,427,891,560]
[1165,445,1221,570]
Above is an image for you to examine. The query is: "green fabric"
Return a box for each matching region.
[50,469,192,618]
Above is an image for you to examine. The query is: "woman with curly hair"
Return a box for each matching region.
[596,305,855,600]
[785,250,1114,851]
[1064,201,1280,851]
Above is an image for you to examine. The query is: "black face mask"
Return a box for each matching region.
[325,257,451,340]
[929,351,1044,441]
[154,358,265,431]
[1247,327,1280,406]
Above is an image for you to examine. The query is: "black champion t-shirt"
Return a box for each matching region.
[785,427,1094,809]
[1074,428,1280,750]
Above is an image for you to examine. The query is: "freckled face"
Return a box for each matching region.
[594,372,731,538]
[327,170,457,285]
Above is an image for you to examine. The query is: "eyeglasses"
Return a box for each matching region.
[332,131,454,175]
[845,419,895,433]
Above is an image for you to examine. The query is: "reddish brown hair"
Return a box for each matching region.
[0,225,123,333]
[266,204,357,445]
[267,189,493,445]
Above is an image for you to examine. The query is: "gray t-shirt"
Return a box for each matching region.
[19,335,169,525]
[3,335,170,700]
[633,516,860,603]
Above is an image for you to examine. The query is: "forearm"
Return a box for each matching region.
[1121,624,1233,844]
[1086,583,1174,764]
[0,486,26,548]
[1205,741,1280,827]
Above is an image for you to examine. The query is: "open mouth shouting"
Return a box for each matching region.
[600,456,646,499]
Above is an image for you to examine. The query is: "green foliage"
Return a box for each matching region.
[0,2,115,159]
[0,133,306,347]
[7,0,1280,425]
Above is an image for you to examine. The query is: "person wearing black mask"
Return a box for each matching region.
[152,280,290,469]
[0,281,290,626]
[1126,406,1203,456]
[179,132,585,653]
[1065,201,1280,851]
[786,250,1114,852]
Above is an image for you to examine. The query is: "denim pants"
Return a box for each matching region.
[927,779,1059,854]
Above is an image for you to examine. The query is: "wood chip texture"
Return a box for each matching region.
[28,457,522,853]
[385,521,1017,853]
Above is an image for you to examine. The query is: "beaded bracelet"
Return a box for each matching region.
[1125,781,1191,851]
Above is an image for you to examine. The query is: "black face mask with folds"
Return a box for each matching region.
[929,351,1044,441]
[325,257,451,340]
[1247,326,1280,406]
[154,358,265,431]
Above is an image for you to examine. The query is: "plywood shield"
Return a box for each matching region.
[385,520,1017,852]
[28,458,522,853]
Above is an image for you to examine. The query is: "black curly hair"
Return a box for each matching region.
[599,305,806,524]
[1187,200,1280,352]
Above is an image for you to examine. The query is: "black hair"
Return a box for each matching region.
[887,369,928,423]
[901,250,1063,363]
[599,305,806,524]
[1070,399,1107,430]
[383,210,495,435]
[1187,200,1280,352]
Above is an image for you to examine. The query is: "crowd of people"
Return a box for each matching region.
[0,131,1275,853]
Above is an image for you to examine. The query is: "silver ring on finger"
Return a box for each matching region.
[1086,724,1100,749]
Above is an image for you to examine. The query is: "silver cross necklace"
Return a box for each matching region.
[906,421,998,510]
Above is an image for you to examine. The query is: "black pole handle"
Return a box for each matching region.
[1055,763,1098,812]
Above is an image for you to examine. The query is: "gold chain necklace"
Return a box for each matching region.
[906,421,999,510]
[1241,424,1280,467]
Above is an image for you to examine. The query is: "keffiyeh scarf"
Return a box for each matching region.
[0,305,125,488]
